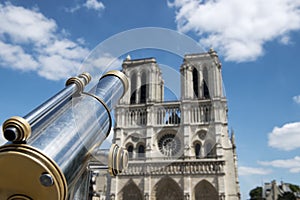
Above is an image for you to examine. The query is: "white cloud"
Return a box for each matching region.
[279,35,291,45]
[37,55,80,81]
[66,0,105,13]
[42,39,89,60]
[239,166,272,176]
[0,40,39,71]
[65,5,81,13]
[0,3,56,44]
[0,3,90,81]
[268,122,300,151]
[169,0,300,62]
[293,95,300,104]
[259,156,300,173]
[84,0,105,11]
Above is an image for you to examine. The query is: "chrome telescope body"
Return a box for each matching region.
[0,70,129,200]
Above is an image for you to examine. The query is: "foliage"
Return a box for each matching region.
[289,184,300,193]
[249,187,264,200]
[278,192,296,200]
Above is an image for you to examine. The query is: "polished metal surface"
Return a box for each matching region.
[27,94,110,187]
[94,73,125,109]
[7,195,32,200]
[26,72,91,127]
[0,135,6,146]
[40,173,55,187]
[0,71,128,199]
[93,144,128,176]
[0,144,67,200]
[81,92,112,137]
[107,144,128,176]
[2,116,31,142]
[25,84,76,126]
[100,70,129,96]
[2,73,91,143]
[26,72,128,187]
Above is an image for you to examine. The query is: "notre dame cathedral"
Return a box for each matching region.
[92,49,240,200]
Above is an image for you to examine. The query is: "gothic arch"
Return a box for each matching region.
[202,67,210,99]
[120,179,143,200]
[193,141,202,159]
[194,180,218,200]
[192,67,199,98]
[153,176,183,200]
[137,142,145,158]
[130,72,137,104]
[140,71,148,103]
[126,143,134,159]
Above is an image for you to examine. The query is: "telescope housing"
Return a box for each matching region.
[0,70,129,200]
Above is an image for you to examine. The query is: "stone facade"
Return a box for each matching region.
[110,50,240,200]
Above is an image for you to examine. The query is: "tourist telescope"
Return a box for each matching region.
[0,70,129,200]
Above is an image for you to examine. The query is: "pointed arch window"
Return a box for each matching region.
[192,68,199,98]
[137,144,145,158]
[127,144,133,159]
[203,81,210,99]
[130,72,137,104]
[203,67,210,99]
[195,143,201,159]
[140,72,148,103]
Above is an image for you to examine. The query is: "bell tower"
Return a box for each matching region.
[119,56,164,105]
[179,49,240,199]
[181,48,223,100]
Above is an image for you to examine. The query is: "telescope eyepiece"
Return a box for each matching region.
[3,127,19,141]
[2,116,31,142]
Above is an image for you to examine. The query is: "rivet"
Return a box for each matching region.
[40,173,54,187]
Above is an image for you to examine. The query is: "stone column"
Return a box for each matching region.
[149,68,153,102]
[187,66,193,99]
[199,69,203,99]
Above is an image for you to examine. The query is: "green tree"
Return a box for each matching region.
[249,187,264,200]
[289,184,300,193]
[278,192,296,200]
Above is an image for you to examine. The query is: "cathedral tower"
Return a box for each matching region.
[110,50,240,200]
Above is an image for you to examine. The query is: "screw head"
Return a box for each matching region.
[40,173,54,187]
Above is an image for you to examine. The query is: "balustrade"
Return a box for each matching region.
[119,101,213,127]
[154,103,181,126]
[190,103,212,124]
[125,106,147,126]
[120,160,224,176]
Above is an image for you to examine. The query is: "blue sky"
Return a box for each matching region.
[1,0,300,199]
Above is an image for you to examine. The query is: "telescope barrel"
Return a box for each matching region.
[25,72,91,126]
[27,70,128,181]
[2,72,91,142]
[0,70,128,200]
